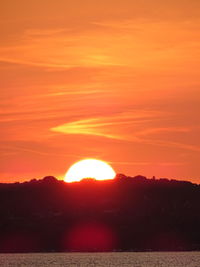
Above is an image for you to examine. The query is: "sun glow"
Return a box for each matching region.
[64,159,116,183]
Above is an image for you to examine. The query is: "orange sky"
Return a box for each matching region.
[1,0,200,183]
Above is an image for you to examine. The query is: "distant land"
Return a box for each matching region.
[0,175,199,252]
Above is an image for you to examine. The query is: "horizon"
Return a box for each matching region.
[1,1,200,183]
[2,173,199,186]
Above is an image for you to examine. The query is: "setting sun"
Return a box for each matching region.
[64,159,116,183]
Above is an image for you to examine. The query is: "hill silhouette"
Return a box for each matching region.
[0,175,199,252]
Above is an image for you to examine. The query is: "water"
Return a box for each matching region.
[0,252,199,267]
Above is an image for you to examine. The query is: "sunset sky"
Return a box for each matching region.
[1,0,200,183]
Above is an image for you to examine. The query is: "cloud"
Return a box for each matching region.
[0,25,122,69]
[0,144,78,158]
[111,161,184,166]
[30,89,104,99]
[51,110,161,140]
[1,16,198,70]
[137,127,191,136]
[144,139,200,153]
[51,111,200,153]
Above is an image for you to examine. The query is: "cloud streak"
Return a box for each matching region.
[51,110,161,140]
[51,112,200,152]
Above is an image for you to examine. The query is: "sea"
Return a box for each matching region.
[0,252,199,267]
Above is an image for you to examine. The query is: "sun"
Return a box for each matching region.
[64,159,116,183]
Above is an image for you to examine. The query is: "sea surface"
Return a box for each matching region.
[0,252,200,267]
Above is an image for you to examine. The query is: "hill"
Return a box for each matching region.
[0,175,199,252]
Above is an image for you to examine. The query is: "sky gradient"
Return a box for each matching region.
[1,0,200,183]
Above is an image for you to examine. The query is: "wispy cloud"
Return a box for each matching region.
[111,161,184,166]
[51,110,161,140]
[30,89,104,99]
[51,111,200,152]
[143,139,200,153]
[137,127,191,136]
[0,143,81,158]
[0,25,122,69]
[2,16,199,71]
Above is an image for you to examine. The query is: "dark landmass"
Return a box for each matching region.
[0,175,199,252]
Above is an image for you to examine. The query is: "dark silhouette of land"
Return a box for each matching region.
[0,175,199,252]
